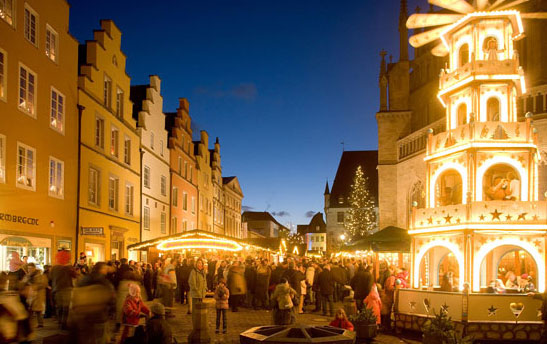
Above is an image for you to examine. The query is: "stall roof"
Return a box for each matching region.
[127,229,273,252]
[343,226,410,253]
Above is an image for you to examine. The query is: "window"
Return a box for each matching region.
[150,132,154,149]
[160,175,166,196]
[50,88,64,133]
[0,49,5,101]
[457,103,467,126]
[125,183,134,215]
[191,196,195,214]
[189,166,193,181]
[0,0,14,26]
[0,134,5,183]
[183,220,188,231]
[19,65,36,116]
[184,161,188,178]
[103,75,112,108]
[161,212,166,234]
[458,43,469,67]
[16,142,35,190]
[115,87,123,117]
[171,216,178,233]
[177,157,182,175]
[143,207,150,231]
[45,25,58,62]
[108,176,119,211]
[172,187,178,207]
[110,126,119,157]
[88,167,100,205]
[124,136,131,164]
[183,192,188,211]
[160,140,164,156]
[143,166,150,188]
[95,116,105,148]
[48,157,63,198]
[487,97,500,121]
[337,212,344,223]
[24,5,38,46]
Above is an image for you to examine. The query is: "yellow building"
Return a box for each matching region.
[77,20,141,262]
[0,0,78,269]
[194,131,213,232]
[211,138,224,235]
[223,177,243,238]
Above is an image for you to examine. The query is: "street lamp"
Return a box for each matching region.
[339,234,346,241]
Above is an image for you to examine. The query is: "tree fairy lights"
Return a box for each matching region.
[345,165,377,240]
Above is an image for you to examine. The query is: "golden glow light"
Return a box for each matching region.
[414,239,465,290]
[156,238,243,252]
[409,223,547,234]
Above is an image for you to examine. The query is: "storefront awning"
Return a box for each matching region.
[343,226,411,253]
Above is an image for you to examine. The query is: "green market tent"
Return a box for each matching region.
[343,226,410,253]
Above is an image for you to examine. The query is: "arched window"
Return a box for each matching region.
[482,163,520,201]
[435,169,463,206]
[458,43,469,67]
[487,97,500,121]
[479,245,537,290]
[419,246,460,289]
[457,103,467,126]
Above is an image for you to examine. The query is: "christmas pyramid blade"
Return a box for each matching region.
[496,0,530,10]
[476,0,489,10]
[431,43,449,56]
[521,12,547,19]
[428,0,475,14]
[409,26,447,48]
[407,13,463,28]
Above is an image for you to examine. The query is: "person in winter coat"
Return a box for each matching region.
[244,260,257,308]
[364,283,382,325]
[72,262,116,344]
[381,269,396,331]
[188,258,207,314]
[350,265,373,311]
[271,278,297,325]
[227,261,247,312]
[214,277,230,334]
[50,249,74,330]
[143,264,154,301]
[23,263,48,328]
[305,263,315,305]
[0,272,33,343]
[146,303,173,344]
[255,260,271,309]
[7,252,26,291]
[120,283,150,344]
[159,258,177,317]
[317,264,335,316]
[329,308,354,331]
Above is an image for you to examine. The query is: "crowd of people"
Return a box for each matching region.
[0,249,412,343]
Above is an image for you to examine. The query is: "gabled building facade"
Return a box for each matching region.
[210,139,224,235]
[166,98,198,234]
[194,131,213,232]
[242,211,288,238]
[324,150,378,251]
[0,0,79,269]
[130,75,170,243]
[297,212,327,253]
[78,20,141,262]
[223,176,243,238]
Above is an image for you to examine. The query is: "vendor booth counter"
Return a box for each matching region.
[395,288,543,341]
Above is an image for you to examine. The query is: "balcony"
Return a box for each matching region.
[411,200,547,233]
[427,120,533,158]
[439,59,520,92]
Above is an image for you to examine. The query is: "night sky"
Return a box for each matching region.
[68,0,423,229]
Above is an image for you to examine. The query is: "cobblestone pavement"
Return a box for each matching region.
[34,302,421,344]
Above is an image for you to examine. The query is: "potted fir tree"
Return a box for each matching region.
[350,307,378,340]
[421,309,455,344]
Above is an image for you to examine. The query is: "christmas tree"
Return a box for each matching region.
[345,165,377,240]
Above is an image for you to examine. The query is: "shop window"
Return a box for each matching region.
[486,97,500,121]
[435,169,462,206]
[458,43,469,67]
[482,164,520,201]
[457,103,467,126]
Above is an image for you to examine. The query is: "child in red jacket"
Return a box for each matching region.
[329,308,354,331]
[121,283,150,343]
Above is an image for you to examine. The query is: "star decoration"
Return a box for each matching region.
[441,303,449,313]
[505,214,512,221]
[490,209,502,221]
[444,214,453,224]
[479,214,485,221]
[420,221,424,226]
[518,212,528,220]
[488,305,498,317]
[456,218,461,224]
[427,217,433,225]
[533,215,539,221]
[409,301,416,310]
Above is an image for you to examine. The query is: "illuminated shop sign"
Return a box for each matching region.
[0,213,39,226]
[80,227,104,236]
